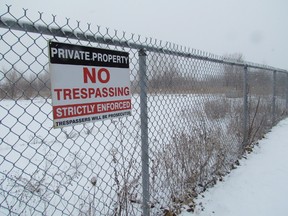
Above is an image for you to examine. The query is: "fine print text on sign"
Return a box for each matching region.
[48,41,131,128]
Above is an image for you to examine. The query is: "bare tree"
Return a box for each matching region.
[149,53,186,93]
[249,69,272,95]
[0,67,51,99]
[1,68,21,99]
[36,70,51,98]
[222,53,244,92]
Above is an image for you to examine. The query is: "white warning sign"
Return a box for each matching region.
[48,41,131,128]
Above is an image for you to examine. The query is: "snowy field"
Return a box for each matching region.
[0,94,226,215]
[0,94,285,215]
[180,117,288,216]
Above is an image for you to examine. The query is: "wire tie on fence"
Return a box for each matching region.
[6,4,12,13]
[38,12,43,20]
[23,8,28,16]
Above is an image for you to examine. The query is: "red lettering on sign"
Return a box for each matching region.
[83,67,96,83]
[83,67,110,83]
[98,68,110,83]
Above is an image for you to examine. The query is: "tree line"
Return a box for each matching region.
[0,68,51,99]
[1,53,282,99]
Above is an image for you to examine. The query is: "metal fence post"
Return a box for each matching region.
[243,65,248,148]
[272,70,276,125]
[139,48,150,216]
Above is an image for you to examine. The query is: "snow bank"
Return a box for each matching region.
[181,118,288,216]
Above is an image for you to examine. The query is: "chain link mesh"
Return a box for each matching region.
[1,5,287,215]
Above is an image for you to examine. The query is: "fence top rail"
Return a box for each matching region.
[0,15,287,74]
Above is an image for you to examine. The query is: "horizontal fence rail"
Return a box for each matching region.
[1,5,288,216]
[1,17,287,73]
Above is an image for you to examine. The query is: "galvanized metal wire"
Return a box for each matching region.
[0,5,287,216]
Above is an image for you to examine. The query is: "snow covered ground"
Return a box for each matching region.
[180,117,288,216]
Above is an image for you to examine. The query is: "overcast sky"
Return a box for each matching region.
[1,0,288,70]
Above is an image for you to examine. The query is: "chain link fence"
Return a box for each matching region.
[1,5,288,215]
